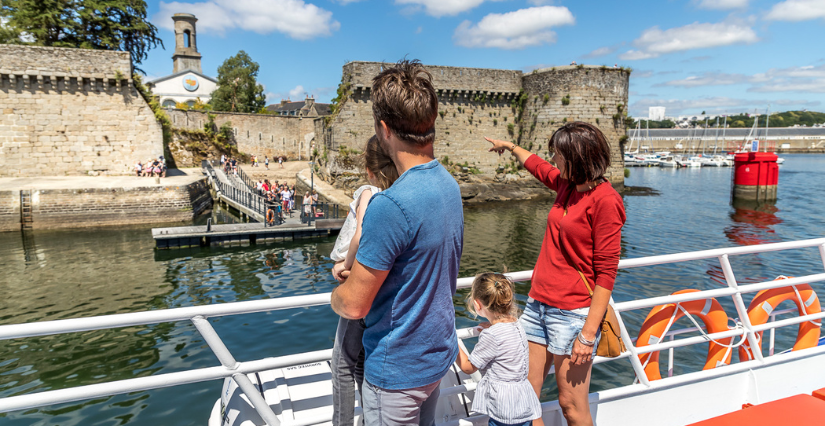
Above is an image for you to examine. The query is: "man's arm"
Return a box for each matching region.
[331,259,389,320]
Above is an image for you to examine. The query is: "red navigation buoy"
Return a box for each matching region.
[732,152,779,202]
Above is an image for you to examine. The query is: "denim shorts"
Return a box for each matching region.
[520,297,600,357]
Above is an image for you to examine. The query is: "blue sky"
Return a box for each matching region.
[140,0,825,118]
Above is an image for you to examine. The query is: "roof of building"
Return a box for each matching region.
[266,100,332,116]
[146,69,217,85]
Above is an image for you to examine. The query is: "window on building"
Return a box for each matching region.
[162,99,176,108]
[259,132,262,140]
[187,101,195,108]
[247,130,250,138]
[184,30,191,48]
[234,128,238,135]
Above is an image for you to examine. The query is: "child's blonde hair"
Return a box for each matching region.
[467,272,518,319]
[363,135,399,190]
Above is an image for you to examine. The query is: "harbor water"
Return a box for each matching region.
[1,154,824,425]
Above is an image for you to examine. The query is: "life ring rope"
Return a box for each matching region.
[636,302,748,377]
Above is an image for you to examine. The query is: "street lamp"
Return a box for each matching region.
[308,160,314,226]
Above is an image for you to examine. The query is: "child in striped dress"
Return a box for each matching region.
[456,273,543,426]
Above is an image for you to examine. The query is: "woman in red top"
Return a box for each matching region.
[485,122,625,426]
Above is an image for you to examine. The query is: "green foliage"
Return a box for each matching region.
[619,135,629,144]
[561,95,570,106]
[727,111,825,128]
[616,103,624,113]
[595,118,600,124]
[468,116,473,124]
[204,114,217,134]
[325,75,352,126]
[638,119,677,129]
[507,123,515,135]
[439,111,445,119]
[624,116,635,128]
[175,101,190,110]
[576,64,584,69]
[210,50,266,113]
[624,168,631,178]
[219,122,233,141]
[562,117,567,123]
[543,94,550,104]
[493,118,498,126]
[0,0,163,74]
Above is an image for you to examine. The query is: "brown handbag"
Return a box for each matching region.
[574,268,626,358]
[561,191,626,358]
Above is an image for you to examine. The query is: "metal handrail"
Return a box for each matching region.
[1,238,824,424]
[203,160,267,218]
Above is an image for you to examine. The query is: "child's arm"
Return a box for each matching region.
[455,344,478,374]
[343,189,373,271]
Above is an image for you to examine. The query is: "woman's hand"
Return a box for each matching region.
[570,337,594,366]
[485,137,513,156]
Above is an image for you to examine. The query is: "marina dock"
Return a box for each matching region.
[152,218,345,249]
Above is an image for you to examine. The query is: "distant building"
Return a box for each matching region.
[649,106,666,121]
[147,14,217,108]
[266,97,331,117]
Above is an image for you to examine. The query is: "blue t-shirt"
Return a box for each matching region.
[355,159,464,390]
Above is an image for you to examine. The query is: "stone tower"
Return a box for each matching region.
[172,13,202,73]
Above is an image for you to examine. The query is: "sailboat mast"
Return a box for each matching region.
[722,116,727,152]
[765,105,770,153]
[714,117,719,155]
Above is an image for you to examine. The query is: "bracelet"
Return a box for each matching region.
[508,143,517,152]
[577,332,595,346]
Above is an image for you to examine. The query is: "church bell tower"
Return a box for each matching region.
[172,13,202,74]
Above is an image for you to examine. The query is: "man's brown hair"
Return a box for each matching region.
[371,59,438,146]
[549,121,612,185]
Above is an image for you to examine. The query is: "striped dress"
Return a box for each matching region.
[468,321,542,424]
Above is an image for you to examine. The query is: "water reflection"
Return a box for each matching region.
[725,199,783,246]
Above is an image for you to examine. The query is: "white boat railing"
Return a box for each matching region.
[1,238,824,426]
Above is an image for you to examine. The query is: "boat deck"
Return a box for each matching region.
[690,388,825,425]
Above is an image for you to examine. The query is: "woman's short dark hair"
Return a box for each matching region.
[549,122,611,185]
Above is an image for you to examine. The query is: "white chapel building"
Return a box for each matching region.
[147,13,217,108]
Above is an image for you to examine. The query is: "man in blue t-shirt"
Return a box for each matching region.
[331,59,464,426]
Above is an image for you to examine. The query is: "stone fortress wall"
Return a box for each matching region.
[165,109,316,161]
[322,62,630,187]
[0,45,164,177]
[520,65,630,186]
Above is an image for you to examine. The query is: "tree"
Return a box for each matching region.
[0,0,163,74]
[210,50,267,113]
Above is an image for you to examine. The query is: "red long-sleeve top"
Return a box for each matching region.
[524,154,626,310]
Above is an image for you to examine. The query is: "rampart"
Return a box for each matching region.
[165,109,316,161]
[0,45,164,177]
[0,180,210,231]
[520,65,630,185]
[321,62,630,188]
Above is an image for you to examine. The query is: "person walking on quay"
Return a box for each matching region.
[331,59,463,426]
[278,155,284,169]
[455,273,542,426]
[329,135,399,426]
[265,156,270,170]
[485,122,626,426]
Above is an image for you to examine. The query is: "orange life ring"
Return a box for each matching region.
[637,289,732,381]
[266,208,275,224]
[739,277,821,361]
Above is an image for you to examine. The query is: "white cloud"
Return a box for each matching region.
[453,6,575,49]
[527,0,556,4]
[696,0,749,10]
[656,65,825,92]
[395,0,485,17]
[750,80,825,93]
[583,46,615,58]
[766,0,825,21]
[618,22,758,60]
[155,0,340,40]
